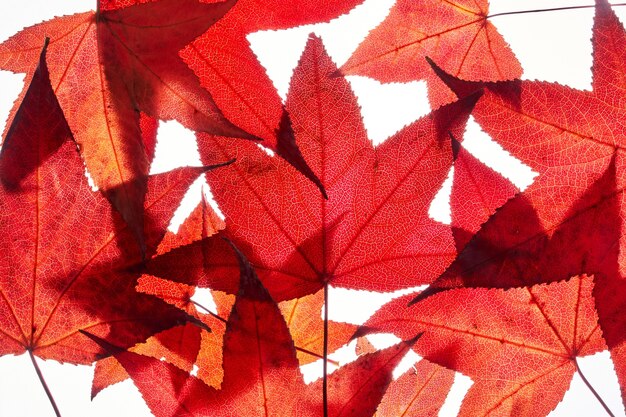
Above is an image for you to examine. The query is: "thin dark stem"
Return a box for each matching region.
[296,346,340,366]
[28,350,62,417]
[488,3,626,19]
[191,299,227,324]
[575,358,615,417]
[191,298,339,365]
[323,283,329,417]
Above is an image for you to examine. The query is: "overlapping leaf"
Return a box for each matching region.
[85,243,414,417]
[147,35,478,302]
[340,0,521,107]
[363,275,606,416]
[178,0,366,146]
[0,0,252,246]
[0,43,219,365]
[419,1,626,403]
[91,195,226,397]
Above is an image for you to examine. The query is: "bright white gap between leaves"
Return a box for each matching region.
[0,0,625,416]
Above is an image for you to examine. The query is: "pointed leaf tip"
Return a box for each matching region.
[450,132,461,161]
[405,332,423,346]
[79,330,124,357]
[222,237,273,302]
[426,56,484,100]
[350,325,381,341]
[276,110,328,199]
[408,287,444,306]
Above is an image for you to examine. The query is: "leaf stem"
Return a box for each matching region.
[323,283,329,417]
[574,358,615,417]
[28,350,62,417]
[191,298,339,365]
[190,299,227,323]
[487,3,626,19]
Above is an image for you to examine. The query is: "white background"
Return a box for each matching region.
[0,0,625,416]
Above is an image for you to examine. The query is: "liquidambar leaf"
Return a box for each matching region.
[0,0,252,247]
[364,275,606,416]
[340,0,521,107]
[85,242,413,416]
[0,43,213,365]
[151,35,478,301]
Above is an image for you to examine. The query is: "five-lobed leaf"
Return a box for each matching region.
[0,42,213,365]
[148,35,478,302]
[340,0,521,107]
[85,242,414,417]
[0,0,252,248]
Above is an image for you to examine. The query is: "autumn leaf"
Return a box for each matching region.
[83,240,414,416]
[148,34,478,302]
[0,42,221,368]
[91,277,228,398]
[278,289,356,365]
[340,0,521,107]
[418,0,626,404]
[0,0,252,248]
[362,275,607,416]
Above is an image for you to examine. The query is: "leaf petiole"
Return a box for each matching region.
[487,2,626,19]
[28,349,62,417]
[323,282,329,417]
[191,297,340,366]
[574,357,615,417]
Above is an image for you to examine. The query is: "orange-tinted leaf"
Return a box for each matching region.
[365,276,606,416]
[0,0,251,245]
[86,243,413,416]
[340,0,521,107]
[155,35,476,301]
[0,44,209,364]
[279,289,355,365]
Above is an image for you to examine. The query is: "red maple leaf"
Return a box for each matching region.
[91,194,226,397]
[177,0,366,146]
[0,42,220,372]
[98,0,368,201]
[92,193,353,395]
[84,241,415,416]
[0,0,252,247]
[362,275,608,416]
[419,0,626,404]
[146,35,478,302]
[339,0,521,107]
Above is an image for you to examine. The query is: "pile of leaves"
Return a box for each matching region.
[0,0,624,415]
